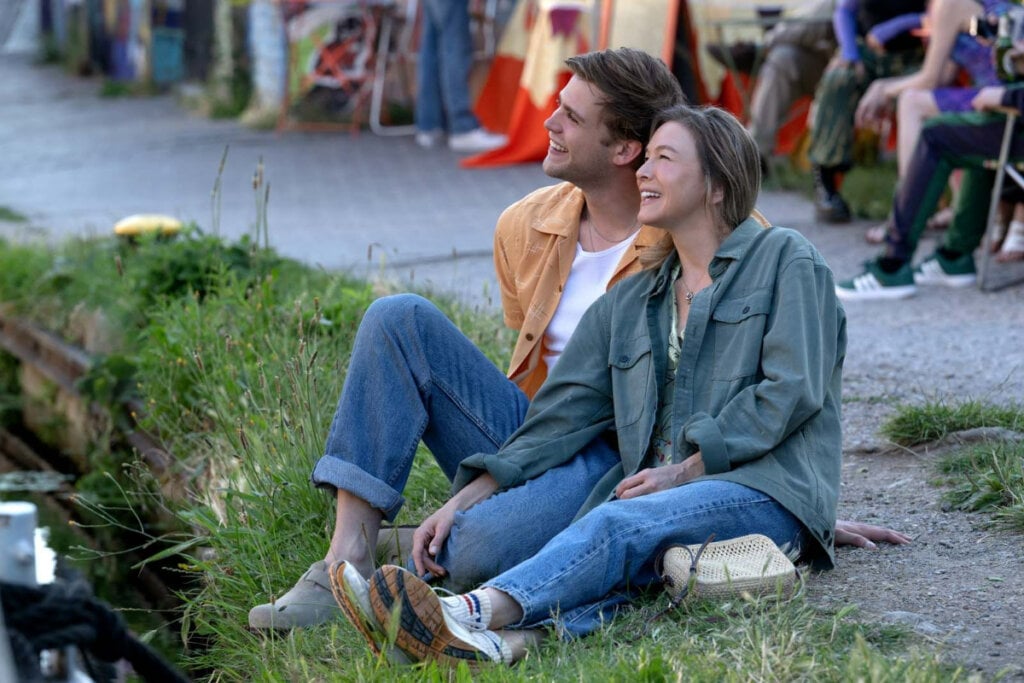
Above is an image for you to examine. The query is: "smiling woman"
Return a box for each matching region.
[350,105,848,666]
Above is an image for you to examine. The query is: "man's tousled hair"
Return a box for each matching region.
[565,48,685,152]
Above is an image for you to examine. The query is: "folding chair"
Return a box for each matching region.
[978,106,1024,291]
[369,0,419,135]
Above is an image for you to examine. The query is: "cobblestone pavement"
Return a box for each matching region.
[2,53,1023,432]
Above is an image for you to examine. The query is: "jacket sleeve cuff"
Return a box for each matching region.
[683,412,729,474]
[453,453,525,493]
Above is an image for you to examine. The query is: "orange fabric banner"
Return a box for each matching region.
[463,1,591,169]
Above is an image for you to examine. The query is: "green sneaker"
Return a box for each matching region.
[913,250,976,288]
[836,260,916,301]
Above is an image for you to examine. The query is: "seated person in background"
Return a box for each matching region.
[337,105,848,665]
[746,0,838,174]
[248,48,909,631]
[856,0,1020,180]
[809,0,926,223]
[837,81,1024,300]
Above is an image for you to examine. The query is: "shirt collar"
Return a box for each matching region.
[645,216,768,295]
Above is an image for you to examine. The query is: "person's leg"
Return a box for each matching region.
[415,3,444,135]
[888,111,1018,263]
[748,44,828,156]
[312,293,531,571]
[249,294,530,628]
[436,435,621,591]
[485,481,805,634]
[896,88,940,179]
[837,111,1018,299]
[808,61,863,222]
[423,0,479,134]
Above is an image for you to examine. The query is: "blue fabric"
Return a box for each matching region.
[486,480,806,637]
[433,437,621,591]
[310,294,530,520]
[867,12,922,46]
[834,0,861,62]
[416,0,480,134]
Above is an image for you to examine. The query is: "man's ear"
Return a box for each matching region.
[614,139,644,168]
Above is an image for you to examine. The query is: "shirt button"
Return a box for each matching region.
[619,355,629,363]
[742,306,750,313]
[525,333,534,341]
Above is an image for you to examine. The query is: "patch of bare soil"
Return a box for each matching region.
[808,428,1024,680]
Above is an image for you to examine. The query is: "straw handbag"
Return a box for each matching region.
[658,533,798,601]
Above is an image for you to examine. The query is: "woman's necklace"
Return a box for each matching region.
[678,269,697,305]
[583,208,640,251]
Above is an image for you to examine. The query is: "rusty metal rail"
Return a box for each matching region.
[0,313,182,613]
[0,313,177,491]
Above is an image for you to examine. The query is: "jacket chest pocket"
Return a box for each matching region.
[709,291,771,380]
[608,338,652,428]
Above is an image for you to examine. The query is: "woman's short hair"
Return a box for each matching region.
[565,48,685,151]
[651,104,761,230]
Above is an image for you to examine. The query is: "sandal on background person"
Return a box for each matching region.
[864,222,889,244]
[995,219,1024,262]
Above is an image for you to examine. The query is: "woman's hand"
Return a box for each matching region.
[971,85,1006,112]
[855,79,893,128]
[614,452,705,500]
[834,519,912,549]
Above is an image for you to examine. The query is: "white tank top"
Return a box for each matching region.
[543,235,638,372]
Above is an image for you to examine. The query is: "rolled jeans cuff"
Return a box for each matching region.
[310,454,404,522]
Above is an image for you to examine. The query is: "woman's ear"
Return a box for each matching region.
[710,182,725,206]
[614,139,643,168]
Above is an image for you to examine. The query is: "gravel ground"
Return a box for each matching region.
[774,199,1024,681]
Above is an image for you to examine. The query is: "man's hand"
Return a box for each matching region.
[834,519,912,549]
[412,499,459,578]
[410,472,499,577]
[972,85,1006,112]
[614,452,705,500]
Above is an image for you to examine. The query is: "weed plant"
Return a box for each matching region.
[881,399,1024,446]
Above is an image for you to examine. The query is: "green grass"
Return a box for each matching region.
[880,399,1024,446]
[764,158,898,221]
[938,441,1024,530]
[0,206,29,223]
[0,229,1011,681]
[880,399,1024,533]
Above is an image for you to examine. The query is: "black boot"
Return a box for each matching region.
[813,164,852,224]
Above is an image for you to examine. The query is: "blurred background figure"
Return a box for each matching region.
[807,0,927,223]
[415,0,508,153]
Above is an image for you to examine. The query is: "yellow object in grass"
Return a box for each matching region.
[113,214,183,237]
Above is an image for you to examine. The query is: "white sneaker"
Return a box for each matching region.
[447,128,507,153]
[328,561,410,664]
[415,129,444,148]
[369,565,512,667]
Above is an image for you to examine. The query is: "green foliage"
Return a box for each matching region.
[939,441,1024,530]
[880,399,1024,446]
[840,162,899,221]
[0,206,29,223]
[762,159,898,221]
[0,231,976,681]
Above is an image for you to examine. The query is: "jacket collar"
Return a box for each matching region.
[530,184,585,237]
[645,217,767,296]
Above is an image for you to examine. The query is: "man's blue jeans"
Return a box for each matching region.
[485,480,807,638]
[416,0,480,134]
[310,294,619,588]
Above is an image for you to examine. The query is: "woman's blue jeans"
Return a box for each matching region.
[310,294,619,589]
[485,480,807,638]
[416,0,480,134]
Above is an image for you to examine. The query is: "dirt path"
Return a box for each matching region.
[809,423,1024,679]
